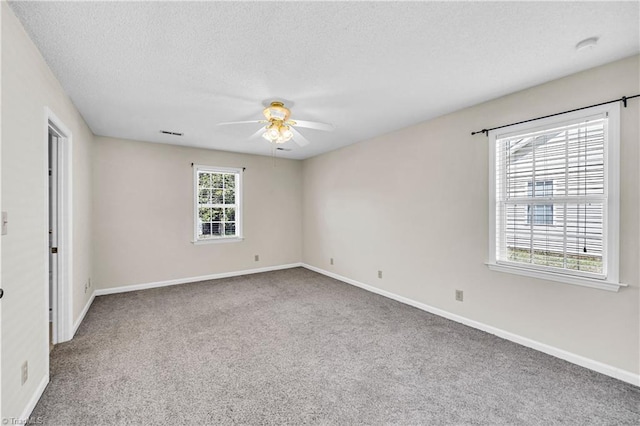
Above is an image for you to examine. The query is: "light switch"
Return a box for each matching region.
[1,212,7,235]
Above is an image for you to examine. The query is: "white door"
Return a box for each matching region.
[49,131,59,346]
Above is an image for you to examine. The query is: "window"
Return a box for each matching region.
[527,181,553,225]
[488,104,621,291]
[193,165,242,243]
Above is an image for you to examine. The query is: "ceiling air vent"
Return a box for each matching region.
[160,130,183,136]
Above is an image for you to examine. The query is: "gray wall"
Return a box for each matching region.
[1,3,94,419]
[92,137,303,289]
[302,55,639,375]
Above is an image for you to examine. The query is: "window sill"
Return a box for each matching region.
[192,237,244,245]
[486,262,625,292]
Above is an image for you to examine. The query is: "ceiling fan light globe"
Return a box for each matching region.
[267,128,280,140]
[281,128,293,141]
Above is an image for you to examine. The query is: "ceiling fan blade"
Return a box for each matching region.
[290,127,310,147]
[248,126,266,140]
[217,120,265,126]
[291,120,334,132]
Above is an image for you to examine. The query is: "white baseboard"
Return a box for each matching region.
[302,263,640,387]
[69,264,303,345]
[94,263,303,296]
[72,291,96,338]
[19,374,49,423]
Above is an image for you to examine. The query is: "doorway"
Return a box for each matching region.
[46,110,72,347]
[48,128,60,348]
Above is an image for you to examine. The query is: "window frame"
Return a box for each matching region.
[487,103,623,291]
[192,165,243,244]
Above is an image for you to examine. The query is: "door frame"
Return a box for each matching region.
[0,44,3,420]
[45,108,73,345]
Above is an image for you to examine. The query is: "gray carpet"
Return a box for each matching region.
[32,268,639,425]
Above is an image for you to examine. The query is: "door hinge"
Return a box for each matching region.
[51,247,58,254]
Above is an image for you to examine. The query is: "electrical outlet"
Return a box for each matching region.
[330,258,334,265]
[254,254,259,262]
[378,270,383,279]
[21,361,28,385]
[455,290,464,302]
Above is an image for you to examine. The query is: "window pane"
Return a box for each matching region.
[201,222,212,236]
[225,208,235,221]
[566,203,603,240]
[224,174,235,189]
[527,180,553,197]
[198,173,211,188]
[532,245,565,268]
[566,203,603,273]
[528,204,554,225]
[211,222,222,236]
[503,139,534,199]
[198,189,210,204]
[199,207,211,221]
[566,124,605,196]
[504,203,565,267]
[501,201,604,273]
[212,189,223,204]
[212,208,223,221]
[500,120,605,201]
[212,174,223,188]
[530,204,565,268]
[225,222,236,236]
[502,203,532,264]
[526,181,554,225]
[532,133,564,194]
[224,189,235,204]
[566,251,603,274]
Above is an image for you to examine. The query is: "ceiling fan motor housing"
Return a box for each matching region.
[263,101,291,122]
[217,100,330,147]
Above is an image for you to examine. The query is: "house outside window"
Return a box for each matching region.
[193,165,243,243]
[527,180,553,225]
[488,103,621,291]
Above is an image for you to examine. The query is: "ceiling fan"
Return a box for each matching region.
[217,101,334,147]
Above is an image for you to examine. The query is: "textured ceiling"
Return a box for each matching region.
[9,1,640,159]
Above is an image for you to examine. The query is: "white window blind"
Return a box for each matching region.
[489,103,621,290]
[193,165,242,243]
